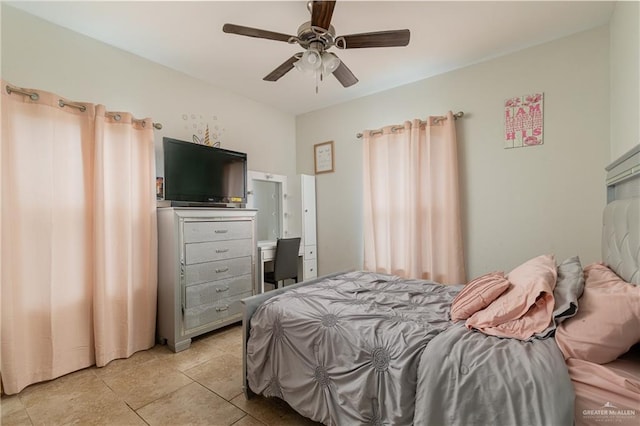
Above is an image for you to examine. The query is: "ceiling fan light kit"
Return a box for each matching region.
[299,48,322,71]
[321,52,341,74]
[222,0,410,93]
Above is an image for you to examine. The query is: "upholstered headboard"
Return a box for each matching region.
[603,144,640,285]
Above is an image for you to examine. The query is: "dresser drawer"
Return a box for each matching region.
[185,239,253,265]
[304,258,317,279]
[183,220,252,243]
[185,256,252,285]
[260,246,275,262]
[183,291,251,331]
[304,245,316,260]
[184,274,252,308]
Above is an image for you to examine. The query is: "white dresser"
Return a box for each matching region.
[157,207,257,352]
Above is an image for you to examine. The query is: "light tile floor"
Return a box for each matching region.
[1,324,321,426]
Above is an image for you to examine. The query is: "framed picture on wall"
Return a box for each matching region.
[314,141,335,174]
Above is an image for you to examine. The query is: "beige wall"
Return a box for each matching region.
[609,0,639,160]
[2,5,620,282]
[296,27,610,280]
[1,5,296,178]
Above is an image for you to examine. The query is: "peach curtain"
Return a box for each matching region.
[1,82,158,394]
[362,111,465,284]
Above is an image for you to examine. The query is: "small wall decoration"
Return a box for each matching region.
[314,141,335,174]
[181,113,225,147]
[504,93,544,149]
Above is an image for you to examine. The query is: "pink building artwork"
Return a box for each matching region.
[504,93,544,149]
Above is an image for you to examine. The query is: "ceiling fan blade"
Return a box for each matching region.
[263,55,300,82]
[333,61,358,88]
[223,23,293,43]
[336,29,410,49]
[311,1,336,31]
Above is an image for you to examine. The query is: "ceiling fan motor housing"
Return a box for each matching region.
[296,22,336,51]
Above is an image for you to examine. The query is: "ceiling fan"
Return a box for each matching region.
[222,0,410,90]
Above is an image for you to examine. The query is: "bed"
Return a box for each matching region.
[241,144,640,425]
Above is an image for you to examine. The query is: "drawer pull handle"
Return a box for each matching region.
[216,249,229,253]
[216,287,230,293]
[216,305,229,312]
[214,229,228,234]
[215,267,229,273]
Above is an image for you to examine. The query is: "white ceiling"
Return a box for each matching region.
[8,0,615,115]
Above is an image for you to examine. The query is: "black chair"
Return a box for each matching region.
[264,237,301,289]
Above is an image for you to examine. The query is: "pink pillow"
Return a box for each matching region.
[450,272,510,321]
[555,263,640,364]
[465,254,557,339]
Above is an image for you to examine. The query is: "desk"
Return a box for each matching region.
[257,240,304,293]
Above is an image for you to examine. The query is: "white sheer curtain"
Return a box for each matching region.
[362,111,465,284]
[1,82,157,394]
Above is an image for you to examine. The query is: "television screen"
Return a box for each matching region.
[163,137,247,204]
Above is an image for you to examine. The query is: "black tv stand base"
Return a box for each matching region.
[157,200,246,208]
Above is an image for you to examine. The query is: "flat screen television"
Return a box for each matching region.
[163,137,247,206]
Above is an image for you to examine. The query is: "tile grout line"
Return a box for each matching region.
[15,394,36,426]
[130,376,195,412]
[94,357,198,417]
[133,408,152,425]
[178,371,252,420]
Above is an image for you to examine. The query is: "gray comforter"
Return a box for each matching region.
[414,322,575,425]
[247,271,458,425]
[246,271,574,425]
